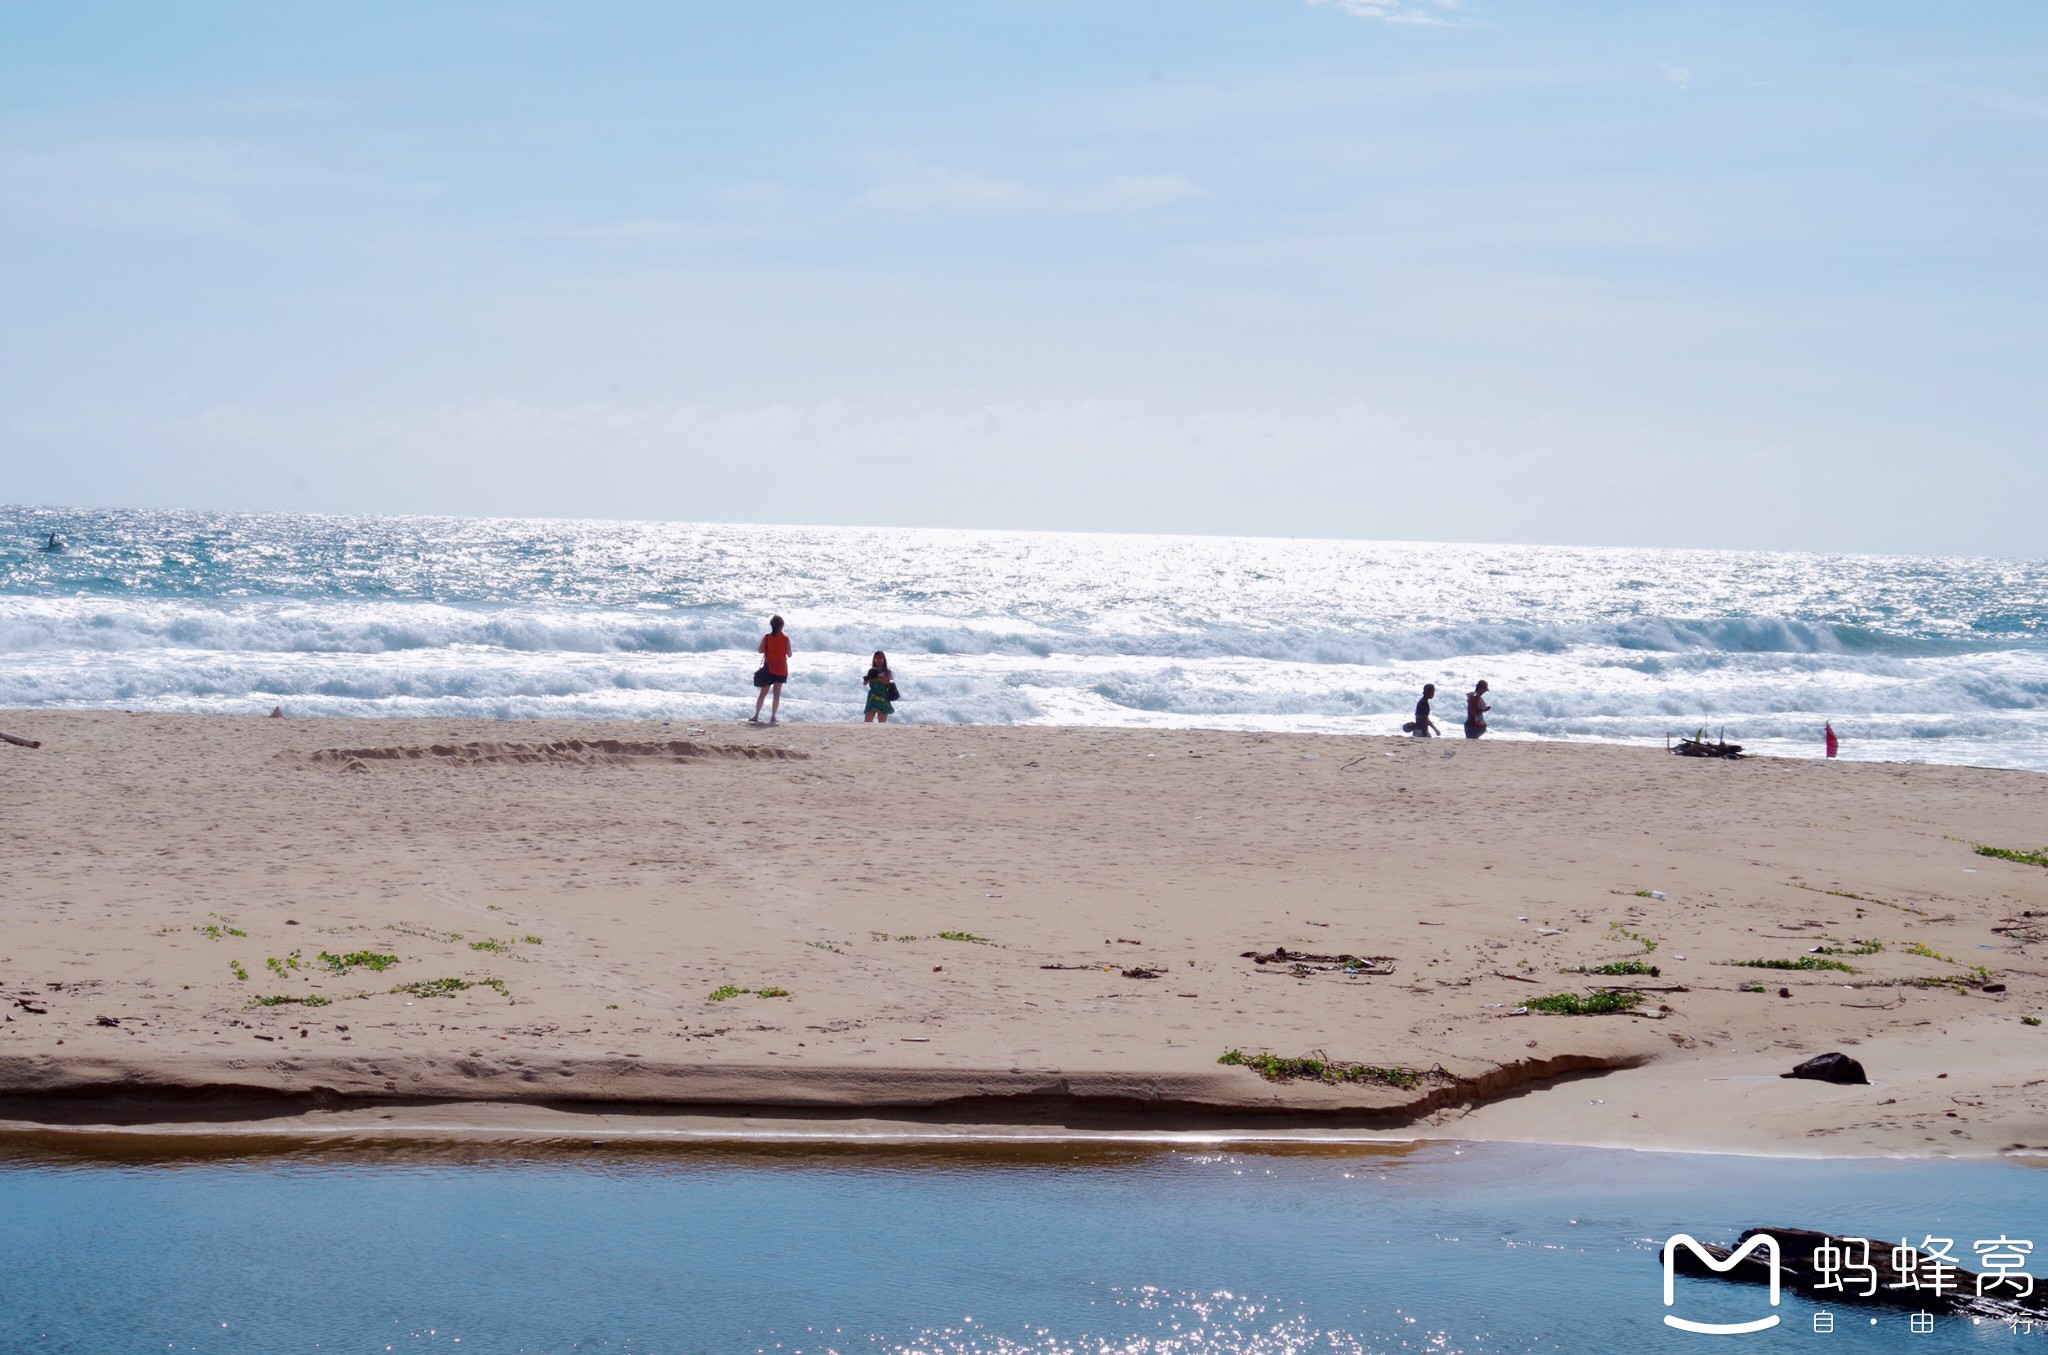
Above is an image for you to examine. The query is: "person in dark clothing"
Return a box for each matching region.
[1408,683,1440,737]
[1464,680,1490,739]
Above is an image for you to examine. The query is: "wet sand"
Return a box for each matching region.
[1,711,2043,1157]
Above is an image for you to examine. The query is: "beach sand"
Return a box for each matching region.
[1,711,2044,1157]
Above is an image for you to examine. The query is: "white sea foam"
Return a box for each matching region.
[5,507,2045,770]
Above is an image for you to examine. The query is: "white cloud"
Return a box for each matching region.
[1305,0,1471,27]
[1662,64,1693,91]
[856,169,1202,214]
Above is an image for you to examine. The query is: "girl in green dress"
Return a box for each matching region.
[862,651,895,723]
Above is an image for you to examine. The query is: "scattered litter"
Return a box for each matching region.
[1302,754,1320,761]
[1306,921,1330,927]
[1242,947,1396,976]
[931,966,942,972]
[1517,916,1529,922]
[1649,890,1667,901]
[94,1015,119,1027]
[13,999,46,1014]
[985,892,1002,898]
[1417,921,1444,926]
[901,1036,929,1043]
[1672,734,1745,759]
[1588,1099,1604,1105]
[1535,928,1564,937]
[1117,937,1143,945]
[1121,967,1164,979]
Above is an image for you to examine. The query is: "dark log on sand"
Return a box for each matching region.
[1,730,40,749]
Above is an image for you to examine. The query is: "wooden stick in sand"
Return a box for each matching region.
[1,731,41,749]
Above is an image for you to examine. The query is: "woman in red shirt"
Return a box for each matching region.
[751,615,791,725]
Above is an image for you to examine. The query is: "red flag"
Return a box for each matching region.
[1824,722,1839,758]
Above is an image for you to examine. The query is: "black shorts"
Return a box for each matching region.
[754,669,786,689]
[1464,722,1486,739]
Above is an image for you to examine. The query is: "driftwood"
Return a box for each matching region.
[0,730,39,749]
[1243,947,1395,971]
[1672,737,1744,759]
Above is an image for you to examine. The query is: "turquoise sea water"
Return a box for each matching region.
[1,1140,2043,1353]
[4,505,2047,770]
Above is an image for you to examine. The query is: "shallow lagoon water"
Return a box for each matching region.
[2,1139,2043,1353]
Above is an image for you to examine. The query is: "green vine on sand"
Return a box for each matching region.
[1216,1049,1432,1088]
[1523,991,1644,1016]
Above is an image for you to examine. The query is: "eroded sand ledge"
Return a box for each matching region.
[2,712,2044,1156]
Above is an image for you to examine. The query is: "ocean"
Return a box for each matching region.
[4,505,2046,771]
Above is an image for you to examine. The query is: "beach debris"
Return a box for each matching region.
[1983,982,2007,993]
[1242,947,1396,976]
[1121,967,1164,979]
[1780,1051,1868,1085]
[1493,970,1541,983]
[299,739,810,770]
[13,998,47,1014]
[1671,732,1745,759]
[94,1015,119,1027]
[901,1036,929,1042]
[1116,937,1143,945]
[0,730,40,749]
[1667,1227,2048,1320]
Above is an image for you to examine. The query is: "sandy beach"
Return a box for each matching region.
[1,711,2043,1157]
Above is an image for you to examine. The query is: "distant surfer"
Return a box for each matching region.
[1464,681,1490,739]
[1404,683,1441,737]
[39,533,63,553]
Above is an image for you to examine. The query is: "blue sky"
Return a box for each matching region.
[3,1,2043,555]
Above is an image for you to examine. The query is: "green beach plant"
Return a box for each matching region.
[1216,1049,1431,1088]
[392,977,509,1000]
[708,984,745,1002]
[1608,923,1657,954]
[249,994,331,1008]
[1561,960,1659,977]
[1723,957,1858,973]
[1974,844,2048,868]
[318,950,398,975]
[1523,991,1644,1016]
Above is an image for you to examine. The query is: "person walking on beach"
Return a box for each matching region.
[862,650,896,724]
[751,615,791,725]
[1464,681,1490,740]
[1407,683,1441,737]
